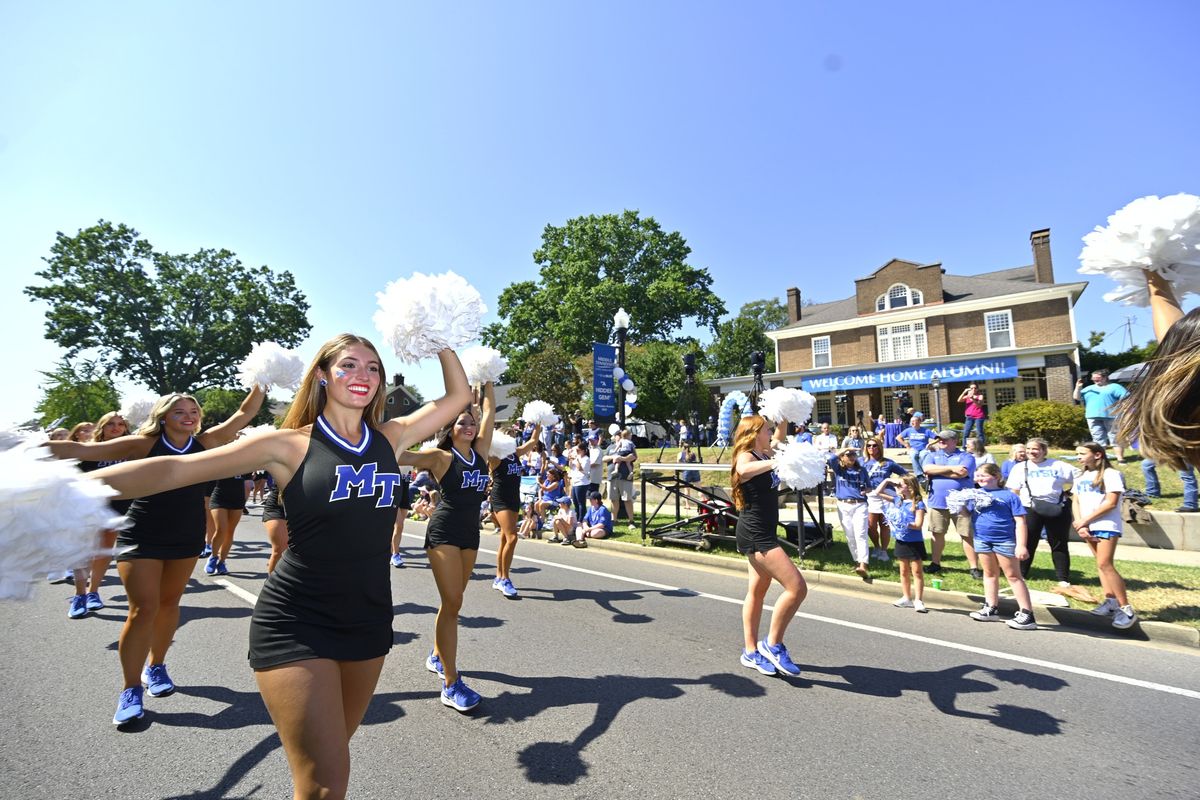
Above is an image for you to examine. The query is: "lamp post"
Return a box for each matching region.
[614,307,630,429]
[930,375,942,431]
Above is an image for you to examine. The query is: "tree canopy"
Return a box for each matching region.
[25,221,311,395]
[482,211,726,374]
[704,298,790,378]
[193,386,277,429]
[1079,330,1157,376]
[507,340,585,423]
[35,359,121,428]
[622,341,713,432]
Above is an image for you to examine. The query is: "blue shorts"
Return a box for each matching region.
[1090,530,1122,540]
[974,538,1017,557]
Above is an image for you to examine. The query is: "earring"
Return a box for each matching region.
[319,378,328,387]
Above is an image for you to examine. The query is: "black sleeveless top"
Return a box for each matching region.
[426,446,489,549]
[79,458,133,516]
[248,416,399,669]
[118,435,208,560]
[490,453,523,511]
[735,452,780,547]
[210,474,249,509]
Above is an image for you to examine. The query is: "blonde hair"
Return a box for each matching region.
[282,334,388,430]
[976,462,1004,487]
[730,415,768,511]
[136,394,203,436]
[93,411,128,442]
[68,422,95,442]
[897,473,923,502]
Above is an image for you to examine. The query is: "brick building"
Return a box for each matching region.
[713,229,1087,427]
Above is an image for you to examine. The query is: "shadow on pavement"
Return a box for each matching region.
[517,586,695,624]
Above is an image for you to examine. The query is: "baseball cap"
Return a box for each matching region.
[558,496,571,505]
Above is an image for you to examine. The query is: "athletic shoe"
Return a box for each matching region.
[739,648,777,676]
[925,562,941,574]
[1057,580,1071,589]
[68,594,88,619]
[390,553,405,568]
[204,555,219,574]
[441,677,481,712]
[970,603,1000,621]
[1007,609,1037,630]
[1091,597,1120,617]
[547,535,563,544]
[199,544,212,558]
[113,686,144,727]
[913,599,928,613]
[491,576,502,591]
[141,663,176,697]
[757,639,801,677]
[875,549,890,562]
[215,561,229,576]
[560,535,575,546]
[499,578,518,598]
[1176,506,1199,513]
[892,597,914,609]
[425,650,444,679]
[85,592,104,611]
[969,568,984,580]
[1112,605,1138,630]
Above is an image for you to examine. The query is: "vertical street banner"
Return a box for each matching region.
[592,342,617,419]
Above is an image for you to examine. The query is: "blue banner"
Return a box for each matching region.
[801,356,1020,392]
[592,342,617,417]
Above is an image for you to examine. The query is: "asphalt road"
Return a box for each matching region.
[2,512,1198,800]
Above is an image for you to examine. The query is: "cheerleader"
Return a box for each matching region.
[260,479,288,574]
[206,468,251,575]
[75,411,134,614]
[488,423,542,598]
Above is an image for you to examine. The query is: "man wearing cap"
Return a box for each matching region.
[922,430,981,577]
[896,412,930,485]
[792,422,814,445]
[605,429,638,528]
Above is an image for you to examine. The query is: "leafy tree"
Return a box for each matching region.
[35,359,121,428]
[704,297,802,378]
[194,387,277,429]
[508,340,585,421]
[623,340,714,433]
[1079,330,1157,376]
[482,211,726,374]
[25,221,311,395]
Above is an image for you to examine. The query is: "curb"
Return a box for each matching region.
[573,536,1200,650]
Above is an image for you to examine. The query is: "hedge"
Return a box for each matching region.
[987,400,1088,448]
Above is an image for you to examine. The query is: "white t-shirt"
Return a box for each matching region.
[569,454,590,485]
[588,446,604,484]
[813,433,839,453]
[1008,459,1074,506]
[1074,467,1125,533]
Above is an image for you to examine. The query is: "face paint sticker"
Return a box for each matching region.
[335,369,347,379]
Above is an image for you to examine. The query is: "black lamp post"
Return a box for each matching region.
[614,307,630,429]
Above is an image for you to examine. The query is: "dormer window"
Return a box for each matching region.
[876,283,923,312]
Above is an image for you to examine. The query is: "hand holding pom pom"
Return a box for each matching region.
[758,387,817,426]
[460,346,508,385]
[520,400,558,428]
[237,342,305,391]
[772,440,827,490]
[374,271,487,363]
[489,431,517,460]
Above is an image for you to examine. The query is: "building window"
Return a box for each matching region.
[812,336,831,369]
[1023,385,1040,401]
[816,397,832,423]
[877,320,928,362]
[876,283,924,312]
[994,386,1017,408]
[985,310,1014,350]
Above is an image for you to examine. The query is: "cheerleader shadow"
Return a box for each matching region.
[517,586,695,624]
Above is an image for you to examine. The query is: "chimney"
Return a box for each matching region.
[786,287,802,323]
[393,373,404,388]
[1030,229,1053,284]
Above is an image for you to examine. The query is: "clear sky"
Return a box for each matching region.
[2,1,1197,425]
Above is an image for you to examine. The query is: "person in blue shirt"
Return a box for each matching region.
[827,447,872,580]
[871,474,928,612]
[1073,369,1129,463]
[966,463,1037,630]
[922,430,981,578]
[896,412,929,483]
[577,490,614,542]
[792,422,814,445]
[862,438,907,561]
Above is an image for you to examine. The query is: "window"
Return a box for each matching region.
[994,387,1017,408]
[985,310,1014,350]
[812,336,831,369]
[1023,385,1040,401]
[875,283,924,312]
[816,397,832,423]
[877,321,928,362]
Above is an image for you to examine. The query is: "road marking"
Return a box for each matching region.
[213,578,259,606]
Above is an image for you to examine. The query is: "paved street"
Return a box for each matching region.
[2,512,1198,800]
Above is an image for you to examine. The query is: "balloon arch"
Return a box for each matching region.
[714,391,752,447]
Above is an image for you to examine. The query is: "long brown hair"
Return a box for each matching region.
[729,415,768,511]
[282,334,388,430]
[137,394,203,436]
[1077,441,1110,487]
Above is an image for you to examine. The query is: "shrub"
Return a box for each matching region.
[988,400,1088,448]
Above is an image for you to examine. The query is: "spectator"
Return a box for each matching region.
[677,417,691,446]
[536,466,567,519]
[965,437,994,465]
[812,422,839,454]
[704,415,717,446]
[958,382,988,443]
[605,429,638,527]
[874,414,887,435]
[1074,369,1129,463]
[1006,438,1075,587]
[1141,457,1198,512]
[549,496,577,544]
[966,463,1037,630]
[862,438,907,561]
[793,422,814,445]
[1001,442,1027,482]
[567,442,592,520]
[921,430,981,578]
[896,412,930,485]
[840,425,865,451]
[872,475,928,612]
[828,447,872,580]
[678,442,701,486]
[578,490,614,541]
[1073,442,1138,629]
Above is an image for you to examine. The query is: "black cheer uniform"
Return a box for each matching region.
[489,453,523,513]
[117,435,208,561]
[248,417,400,669]
[735,453,781,555]
[210,474,249,510]
[260,485,287,522]
[79,458,134,516]
[425,447,489,550]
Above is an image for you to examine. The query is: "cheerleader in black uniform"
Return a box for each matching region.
[76,411,134,613]
[730,414,806,678]
[91,335,470,799]
[206,469,250,575]
[397,381,495,712]
[260,479,288,574]
[49,387,265,725]
[488,422,541,598]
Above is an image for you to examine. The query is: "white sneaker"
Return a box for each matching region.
[893,597,914,608]
[1057,580,1071,588]
[1112,605,1138,630]
[876,549,890,562]
[1090,597,1119,617]
[913,599,927,613]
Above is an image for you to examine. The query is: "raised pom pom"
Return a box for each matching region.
[237,342,304,391]
[758,387,817,426]
[772,440,827,490]
[460,346,508,385]
[120,394,158,430]
[0,447,126,600]
[1079,193,1200,306]
[946,488,993,515]
[488,431,517,460]
[882,499,911,532]
[373,271,487,363]
[521,400,558,428]
[238,424,278,438]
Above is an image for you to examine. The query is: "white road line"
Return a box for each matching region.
[213,578,259,606]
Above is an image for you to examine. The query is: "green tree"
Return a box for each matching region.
[1079,330,1157,376]
[482,210,726,374]
[703,297,798,378]
[623,340,714,433]
[25,221,312,395]
[194,387,277,429]
[35,359,121,428]
[508,340,585,421]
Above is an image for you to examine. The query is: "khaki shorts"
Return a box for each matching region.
[928,507,973,538]
[609,478,634,502]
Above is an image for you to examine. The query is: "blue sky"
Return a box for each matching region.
[3,1,1197,424]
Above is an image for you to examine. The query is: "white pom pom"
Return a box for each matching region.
[488,431,517,460]
[882,500,909,532]
[608,423,621,435]
[520,400,558,427]
[758,387,817,425]
[460,346,508,385]
[946,488,993,515]
[1079,193,1200,306]
[0,426,43,453]
[238,424,278,438]
[237,341,305,391]
[772,441,827,490]
[373,271,487,363]
[120,394,158,430]
[0,447,126,600]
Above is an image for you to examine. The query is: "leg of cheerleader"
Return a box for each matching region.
[427,544,480,707]
[265,519,288,574]
[202,497,216,558]
[494,509,519,582]
[214,508,243,573]
[390,508,407,567]
[142,557,197,687]
[85,529,119,608]
[67,567,89,619]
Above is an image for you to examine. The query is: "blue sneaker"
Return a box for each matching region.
[499,578,518,598]
[390,553,405,568]
[740,648,776,676]
[425,650,444,679]
[85,592,104,611]
[757,639,801,677]
[215,560,229,576]
[113,686,144,726]
[441,677,481,712]
[200,543,212,558]
[141,663,176,697]
[204,555,219,574]
[68,594,88,619]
